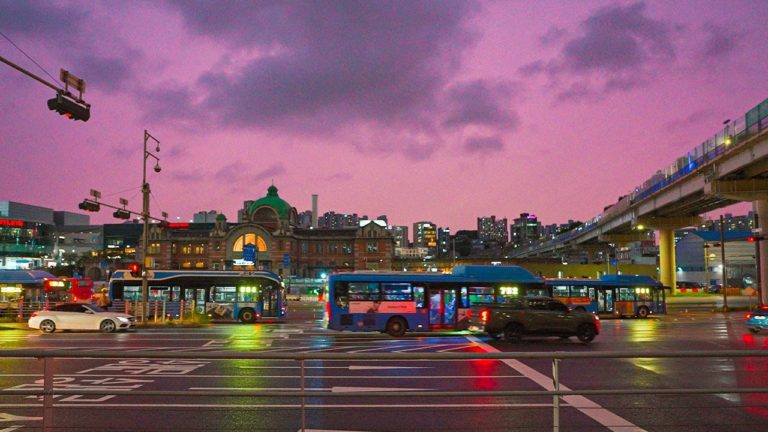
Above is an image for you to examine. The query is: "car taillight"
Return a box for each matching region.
[325,301,331,320]
[747,313,753,319]
[480,309,490,323]
[30,312,37,318]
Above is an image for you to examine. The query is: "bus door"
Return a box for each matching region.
[195,288,206,314]
[428,287,457,328]
[261,285,277,317]
[597,288,614,313]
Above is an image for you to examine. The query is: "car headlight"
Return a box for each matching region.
[117,317,130,323]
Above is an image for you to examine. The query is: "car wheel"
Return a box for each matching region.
[40,320,56,333]
[386,317,407,337]
[488,331,502,340]
[749,328,760,334]
[637,306,650,318]
[238,309,256,323]
[576,323,597,343]
[503,323,524,342]
[100,320,117,333]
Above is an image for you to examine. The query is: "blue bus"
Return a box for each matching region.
[325,265,546,336]
[546,274,667,318]
[109,269,286,323]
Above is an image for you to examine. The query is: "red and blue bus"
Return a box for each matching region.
[325,265,546,336]
[546,274,667,318]
[108,269,286,323]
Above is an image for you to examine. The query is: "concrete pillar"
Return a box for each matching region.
[659,229,677,294]
[756,199,768,305]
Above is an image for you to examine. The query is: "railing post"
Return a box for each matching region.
[162,300,166,322]
[41,356,53,432]
[300,359,306,432]
[552,358,560,432]
[180,299,185,321]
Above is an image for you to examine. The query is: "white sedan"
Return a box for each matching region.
[28,303,136,333]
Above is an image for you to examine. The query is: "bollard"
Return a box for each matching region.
[180,300,185,321]
[162,300,166,322]
[154,301,159,323]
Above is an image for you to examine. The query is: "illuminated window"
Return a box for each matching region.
[194,244,205,255]
[148,243,160,254]
[182,245,192,255]
[233,233,267,252]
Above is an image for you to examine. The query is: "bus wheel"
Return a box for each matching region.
[637,306,650,319]
[503,323,524,342]
[386,317,407,337]
[239,309,257,324]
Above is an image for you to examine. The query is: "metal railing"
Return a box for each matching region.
[2,349,768,431]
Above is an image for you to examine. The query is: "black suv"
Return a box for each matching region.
[470,296,601,343]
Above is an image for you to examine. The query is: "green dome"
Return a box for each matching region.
[247,185,292,219]
[216,214,226,221]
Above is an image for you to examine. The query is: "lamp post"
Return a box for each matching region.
[141,130,161,322]
[720,215,728,312]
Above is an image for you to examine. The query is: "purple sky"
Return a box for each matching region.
[1,1,766,231]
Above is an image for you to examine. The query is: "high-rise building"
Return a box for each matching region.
[413,221,438,255]
[510,213,542,247]
[390,225,409,248]
[193,210,222,223]
[477,216,508,243]
[437,227,451,258]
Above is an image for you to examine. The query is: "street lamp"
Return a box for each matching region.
[141,130,160,322]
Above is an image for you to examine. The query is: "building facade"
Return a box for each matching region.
[140,186,394,278]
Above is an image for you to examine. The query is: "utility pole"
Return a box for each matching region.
[720,215,728,312]
[141,130,161,322]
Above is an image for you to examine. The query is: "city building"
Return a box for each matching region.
[412,221,437,256]
[675,230,756,288]
[477,216,509,243]
[390,225,409,248]
[510,213,541,247]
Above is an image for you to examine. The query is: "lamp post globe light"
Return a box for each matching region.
[141,129,160,322]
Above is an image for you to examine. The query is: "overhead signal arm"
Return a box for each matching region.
[0,55,90,121]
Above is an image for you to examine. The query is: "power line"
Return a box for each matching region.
[0,30,60,85]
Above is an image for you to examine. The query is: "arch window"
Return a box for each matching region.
[232,233,268,252]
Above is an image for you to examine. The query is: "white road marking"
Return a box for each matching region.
[466,335,645,432]
[239,365,431,370]
[0,412,41,422]
[0,402,555,409]
[190,386,431,392]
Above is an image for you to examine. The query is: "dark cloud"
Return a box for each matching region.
[214,162,246,182]
[540,27,566,46]
[524,2,676,101]
[138,85,196,126]
[699,25,740,60]
[74,51,139,93]
[560,2,674,74]
[463,135,505,154]
[443,80,520,130]
[0,1,87,40]
[153,1,479,133]
[555,83,596,103]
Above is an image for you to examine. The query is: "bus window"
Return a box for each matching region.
[617,287,634,301]
[414,286,425,308]
[149,286,170,301]
[460,286,468,308]
[124,285,141,301]
[213,286,237,302]
[238,285,258,302]
[571,285,588,298]
[467,286,493,304]
[334,282,349,308]
[348,282,380,301]
[551,284,569,298]
[171,286,180,301]
[636,287,651,301]
[382,283,412,301]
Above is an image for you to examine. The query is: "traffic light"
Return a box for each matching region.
[113,209,131,220]
[129,262,142,277]
[47,93,91,121]
[78,200,100,212]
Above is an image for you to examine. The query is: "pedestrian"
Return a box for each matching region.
[97,288,112,310]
